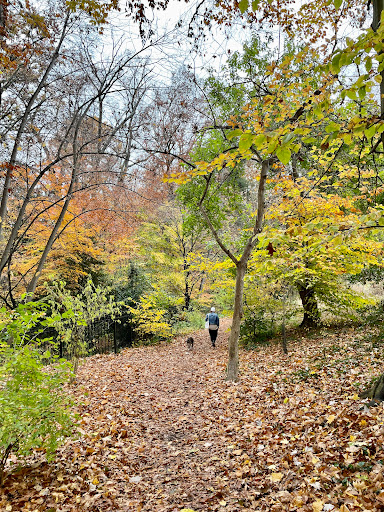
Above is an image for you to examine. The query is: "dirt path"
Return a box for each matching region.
[3,321,384,512]
[72,318,235,511]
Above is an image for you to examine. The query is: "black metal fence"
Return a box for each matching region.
[39,315,134,360]
[84,315,134,356]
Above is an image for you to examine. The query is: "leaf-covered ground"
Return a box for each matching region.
[2,319,384,511]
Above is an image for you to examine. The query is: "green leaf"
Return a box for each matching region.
[331,53,342,74]
[325,121,341,133]
[227,129,243,140]
[333,0,343,9]
[333,234,343,245]
[292,143,301,153]
[358,86,366,99]
[238,0,249,13]
[365,56,372,73]
[251,0,260,9]
[344,52,356,67]
[276,146,291,165]
[346,89,358,101]
[342,133,353,145]
[303,137,317,144]
[239,132,253,151]
[282,132,295,144]
[254,133,266,149]
[364,124,378,139]
[293,128,307,135]
[267,138,279,153]
[352,123,365,134]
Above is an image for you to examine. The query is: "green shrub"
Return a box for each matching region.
[47,279,122,370]
[127,294,172,344]
[364,300,384,325]
[362,300,384,346]
[0,301,75,485]
[172,308,205,334]
[239,308,275,348]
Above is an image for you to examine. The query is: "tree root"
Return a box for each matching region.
[359,373,384,406]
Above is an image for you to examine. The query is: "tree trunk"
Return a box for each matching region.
[25,196,72,296]
[0,441,14,487]
[226,262,247,381]
[360,373,384,405]
[372,0,384,154]
[198,159,269,381]
[183,257,191,310]
[282,293,288,354]
[297,283,321,328]
[26,136,81,296]
[0,12,70,241]
[184,288,191,310]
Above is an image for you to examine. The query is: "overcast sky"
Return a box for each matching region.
[100,0,260,84]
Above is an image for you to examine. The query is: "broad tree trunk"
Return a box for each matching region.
[372,1,384,148]
[297,283,321,328]
[360,373,384,405]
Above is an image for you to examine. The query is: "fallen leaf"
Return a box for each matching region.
[312,500,324,512]
[270,472,283,482]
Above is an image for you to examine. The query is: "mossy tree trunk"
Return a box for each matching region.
[297,282,321,328]
[360,373,384,405]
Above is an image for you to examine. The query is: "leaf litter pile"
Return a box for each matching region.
[2,319,384,512]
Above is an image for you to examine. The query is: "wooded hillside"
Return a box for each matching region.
[2,322,384,511]
[1,0,384,508]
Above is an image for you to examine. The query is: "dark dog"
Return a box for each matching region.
[186,336,194,350]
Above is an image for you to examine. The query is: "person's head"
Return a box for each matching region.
[210,307,215,312]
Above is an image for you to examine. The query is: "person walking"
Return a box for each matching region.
[206,307,219,347]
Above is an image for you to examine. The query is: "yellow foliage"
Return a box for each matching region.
[128,295,172,342]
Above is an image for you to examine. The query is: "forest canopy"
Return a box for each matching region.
[2,0,384,500]
[0,0,383,374]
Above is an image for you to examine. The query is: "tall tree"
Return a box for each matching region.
[169,25,384,379]
[250,171,383,327]
[137,202,211,311]
[0,3,170,305]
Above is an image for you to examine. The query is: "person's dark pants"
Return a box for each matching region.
[209,328,218,346]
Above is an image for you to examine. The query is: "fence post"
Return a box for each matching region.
[113,320,117,354]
